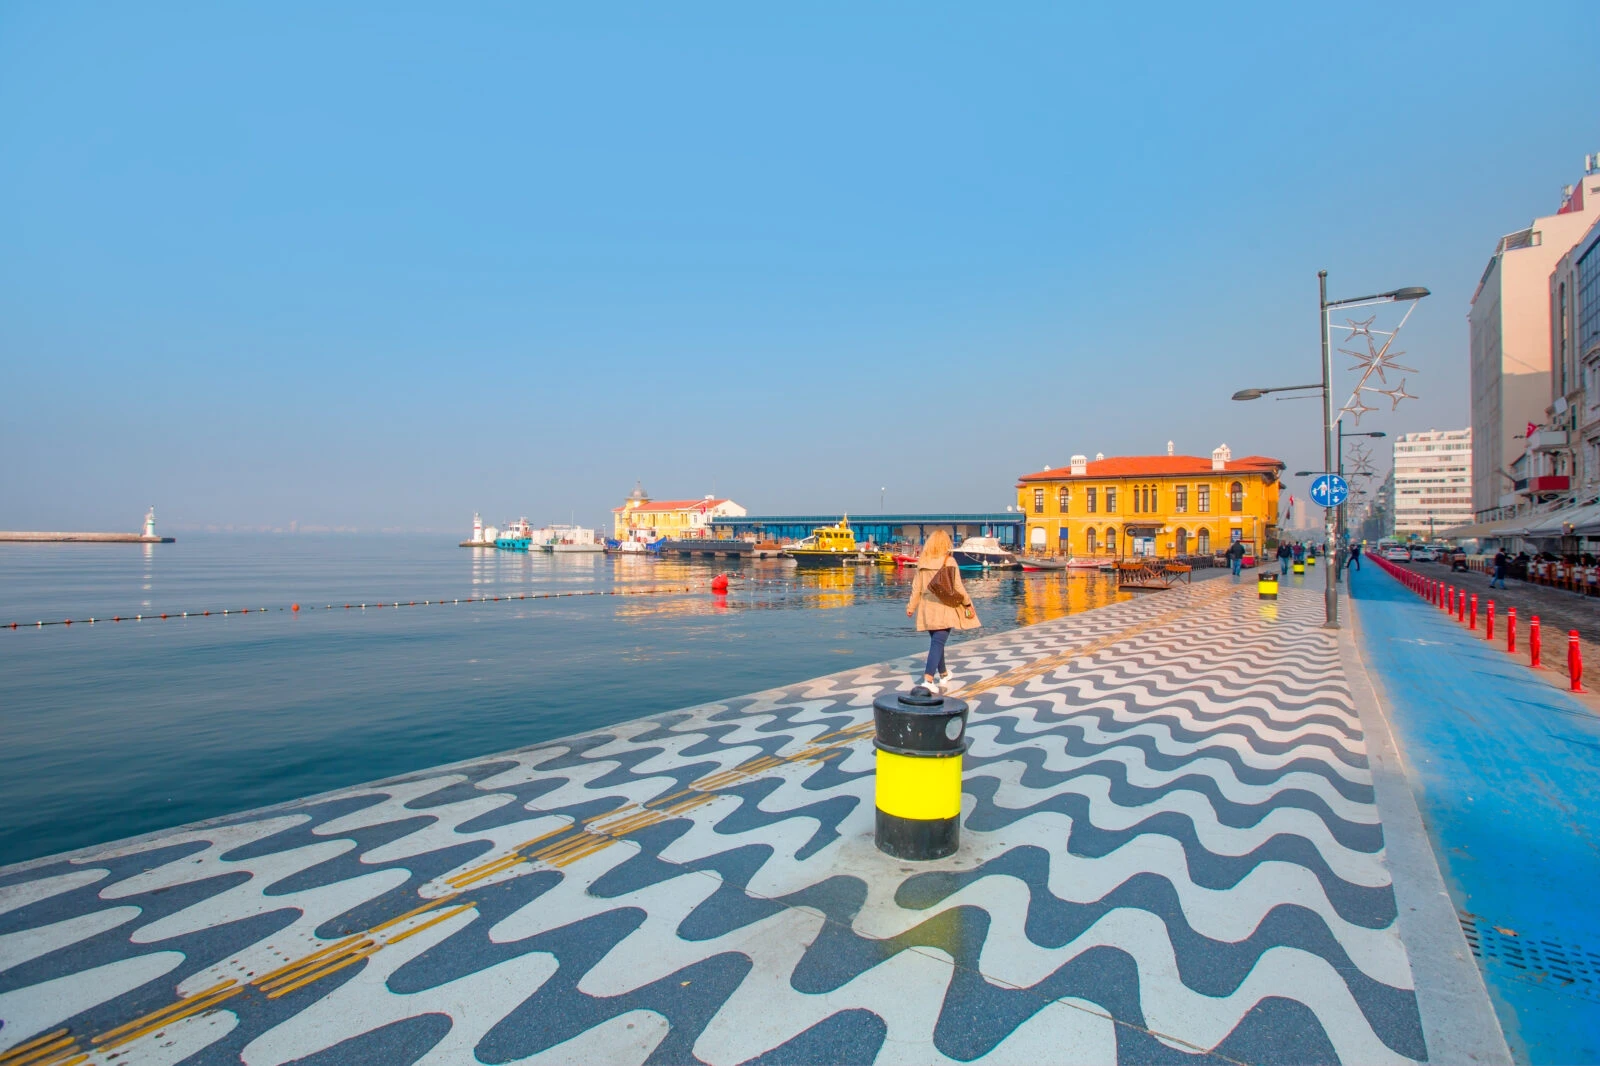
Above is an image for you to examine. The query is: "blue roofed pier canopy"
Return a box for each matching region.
[709,512,1025,547]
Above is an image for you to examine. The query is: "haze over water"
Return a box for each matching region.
[0,537,1128,866]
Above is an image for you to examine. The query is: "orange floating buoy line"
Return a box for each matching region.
[4,585,703,631]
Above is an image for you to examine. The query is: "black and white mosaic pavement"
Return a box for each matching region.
[0,580,1425,1064]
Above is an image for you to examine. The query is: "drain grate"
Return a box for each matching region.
[1458,911,1600,1001]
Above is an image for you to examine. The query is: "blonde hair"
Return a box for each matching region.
[918,529,953,565]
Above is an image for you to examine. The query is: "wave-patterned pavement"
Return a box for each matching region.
[0,579,1427,1064]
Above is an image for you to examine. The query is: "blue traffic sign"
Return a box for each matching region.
[1309,473,1349,508]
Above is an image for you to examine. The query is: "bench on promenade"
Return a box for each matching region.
[1117,559,1173,590]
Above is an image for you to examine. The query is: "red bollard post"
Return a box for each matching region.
[1531,616,1541,668]
[1487,601,1495,640]
[1470,593,1478,630]
[1458,589,1465,623]
[1508,608,1517,654]
[1570,631,1584,692]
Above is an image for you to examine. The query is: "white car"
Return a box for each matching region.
[1410,546,1438,562]
[1383,546,1412,562]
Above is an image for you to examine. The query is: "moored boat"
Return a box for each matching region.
[784,518,872,567]
[1019,556,1070,571]
[494,518,536,551]
[952,536,1019,570]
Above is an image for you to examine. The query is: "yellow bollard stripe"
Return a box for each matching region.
[875,750,962,821]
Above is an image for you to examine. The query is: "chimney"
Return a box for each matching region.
[1212,443,1231,471]
[1167,440,1174,456]
[1070,454,1088,476]
[1095,452,1104,461]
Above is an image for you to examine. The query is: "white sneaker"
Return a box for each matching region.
[939,675,962,694]
[919,676,943,694]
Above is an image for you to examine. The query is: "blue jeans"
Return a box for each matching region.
[926,628,950,676]
[1280,557,1290,575]
[1230,557,1242,577]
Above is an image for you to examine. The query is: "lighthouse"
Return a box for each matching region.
[472,512,484,544]
[143,506,157,540]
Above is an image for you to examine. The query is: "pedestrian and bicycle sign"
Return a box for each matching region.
[1309,473,1349,508]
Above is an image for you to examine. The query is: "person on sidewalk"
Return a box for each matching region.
[1349,543,1362,571]
[1293,542,1305,565]
[1277,541,1292,575]
[906,529,980,694]
[1226,538,1245,579]
[1490,548,1508,589]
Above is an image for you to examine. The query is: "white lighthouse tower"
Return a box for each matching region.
[472,512,484,544]
[143,506,157,540]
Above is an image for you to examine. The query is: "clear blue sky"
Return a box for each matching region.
[2,3,1593,533]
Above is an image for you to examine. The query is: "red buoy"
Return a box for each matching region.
[292,603,300,612]
[711,574,730,593]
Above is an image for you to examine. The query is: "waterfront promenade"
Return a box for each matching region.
[0,575,1512,1064]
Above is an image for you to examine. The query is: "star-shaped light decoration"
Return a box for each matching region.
[1372,378,1417,411]
[1342,315,1376,343]
[1341,397,1379,424]
[1339,334,1417,385]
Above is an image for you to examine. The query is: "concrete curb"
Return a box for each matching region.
[1343,594,1513,1065]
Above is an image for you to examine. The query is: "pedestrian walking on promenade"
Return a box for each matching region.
[906,529,980,694]
[1226,538,1245,579]
[1277,541,1292,575]
[1490,548,1508,589]
[1293,542,1305,564]
[1349,543,1362,571]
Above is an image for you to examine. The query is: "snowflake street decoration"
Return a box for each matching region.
[1340,334,1416,384]
[1332,297,1422,426]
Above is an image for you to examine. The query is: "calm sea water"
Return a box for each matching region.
[0,535,1129,866]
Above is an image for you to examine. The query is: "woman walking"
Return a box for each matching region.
[906,530,981,693]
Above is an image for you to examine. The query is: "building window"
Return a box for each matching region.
[1033,488,1044,514]
[1197,528,1211,554]
[1086,488,1097,513]
[1106,488,1117,513]
[1175,486,1188,513]
[1229,481,1244,512]
[1104,527,1117,553]
[1197,485,1210,512]
[1058,487,1070,512]
[1132,488,1140,514]
[1176,527,1188,554]
[1059,527,1070,553]
[1086,527,1097,553]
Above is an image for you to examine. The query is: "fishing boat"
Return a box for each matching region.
[1065,557,1105,569]
[783,518,873,568]
[952,536,1019,570]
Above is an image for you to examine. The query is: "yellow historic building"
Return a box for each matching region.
[1015,445,1284,558]
[613,482,747,541]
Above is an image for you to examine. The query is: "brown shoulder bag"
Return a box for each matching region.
[928,561,964,606]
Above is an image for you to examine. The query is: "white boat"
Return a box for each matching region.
[952,536,1019,570]
[545,525,604,553]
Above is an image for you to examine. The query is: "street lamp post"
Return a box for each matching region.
[1234,273,1429,629]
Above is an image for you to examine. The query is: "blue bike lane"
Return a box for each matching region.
[1349,564,1600,1063]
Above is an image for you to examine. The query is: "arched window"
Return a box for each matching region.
[1059,527,1070,553]
[1197,528,1211,554]
[1132,489,1140,514]
[1058,487,1070,512]
[1176,527,1188,555]
[1230,481,1244,512]
[1149,486,1158,513]
[1086,527,1097,554]
[1104,527,1117,554]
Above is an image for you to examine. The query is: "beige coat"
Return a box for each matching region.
[908,557,981,632]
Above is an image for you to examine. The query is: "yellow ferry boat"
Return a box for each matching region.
[784,517,870,568]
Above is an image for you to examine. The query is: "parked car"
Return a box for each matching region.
[1383,546,1412,562]
[1410,546,1438,562]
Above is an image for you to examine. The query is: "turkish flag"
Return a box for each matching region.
[1528,422,1538,438]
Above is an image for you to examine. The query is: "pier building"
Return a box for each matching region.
[710,512,1024,546]
[613,483,746,541]
[1015,444,1283,557]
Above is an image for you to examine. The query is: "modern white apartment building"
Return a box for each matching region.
[1469,161,1600,519]
[1393,429,1473,539]
[1546,209,1600,500]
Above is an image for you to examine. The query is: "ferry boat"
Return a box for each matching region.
[952,536,1019,570]
[494,518,537,551]
[783,518,872,568]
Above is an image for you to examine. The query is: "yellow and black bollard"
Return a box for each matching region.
[873,686,969,860]
[1258,570,1279,600]
[1307,554,1317,567]
[1292,560,1305,575]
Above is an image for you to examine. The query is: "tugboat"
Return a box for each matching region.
[952,536,1019,570]
[494,518,536,551]
[783,517,871,568]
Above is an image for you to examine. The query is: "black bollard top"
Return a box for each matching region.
[873,687,970,756]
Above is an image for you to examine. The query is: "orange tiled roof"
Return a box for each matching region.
[1016,455,1284,484]
[613,498,733,513]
